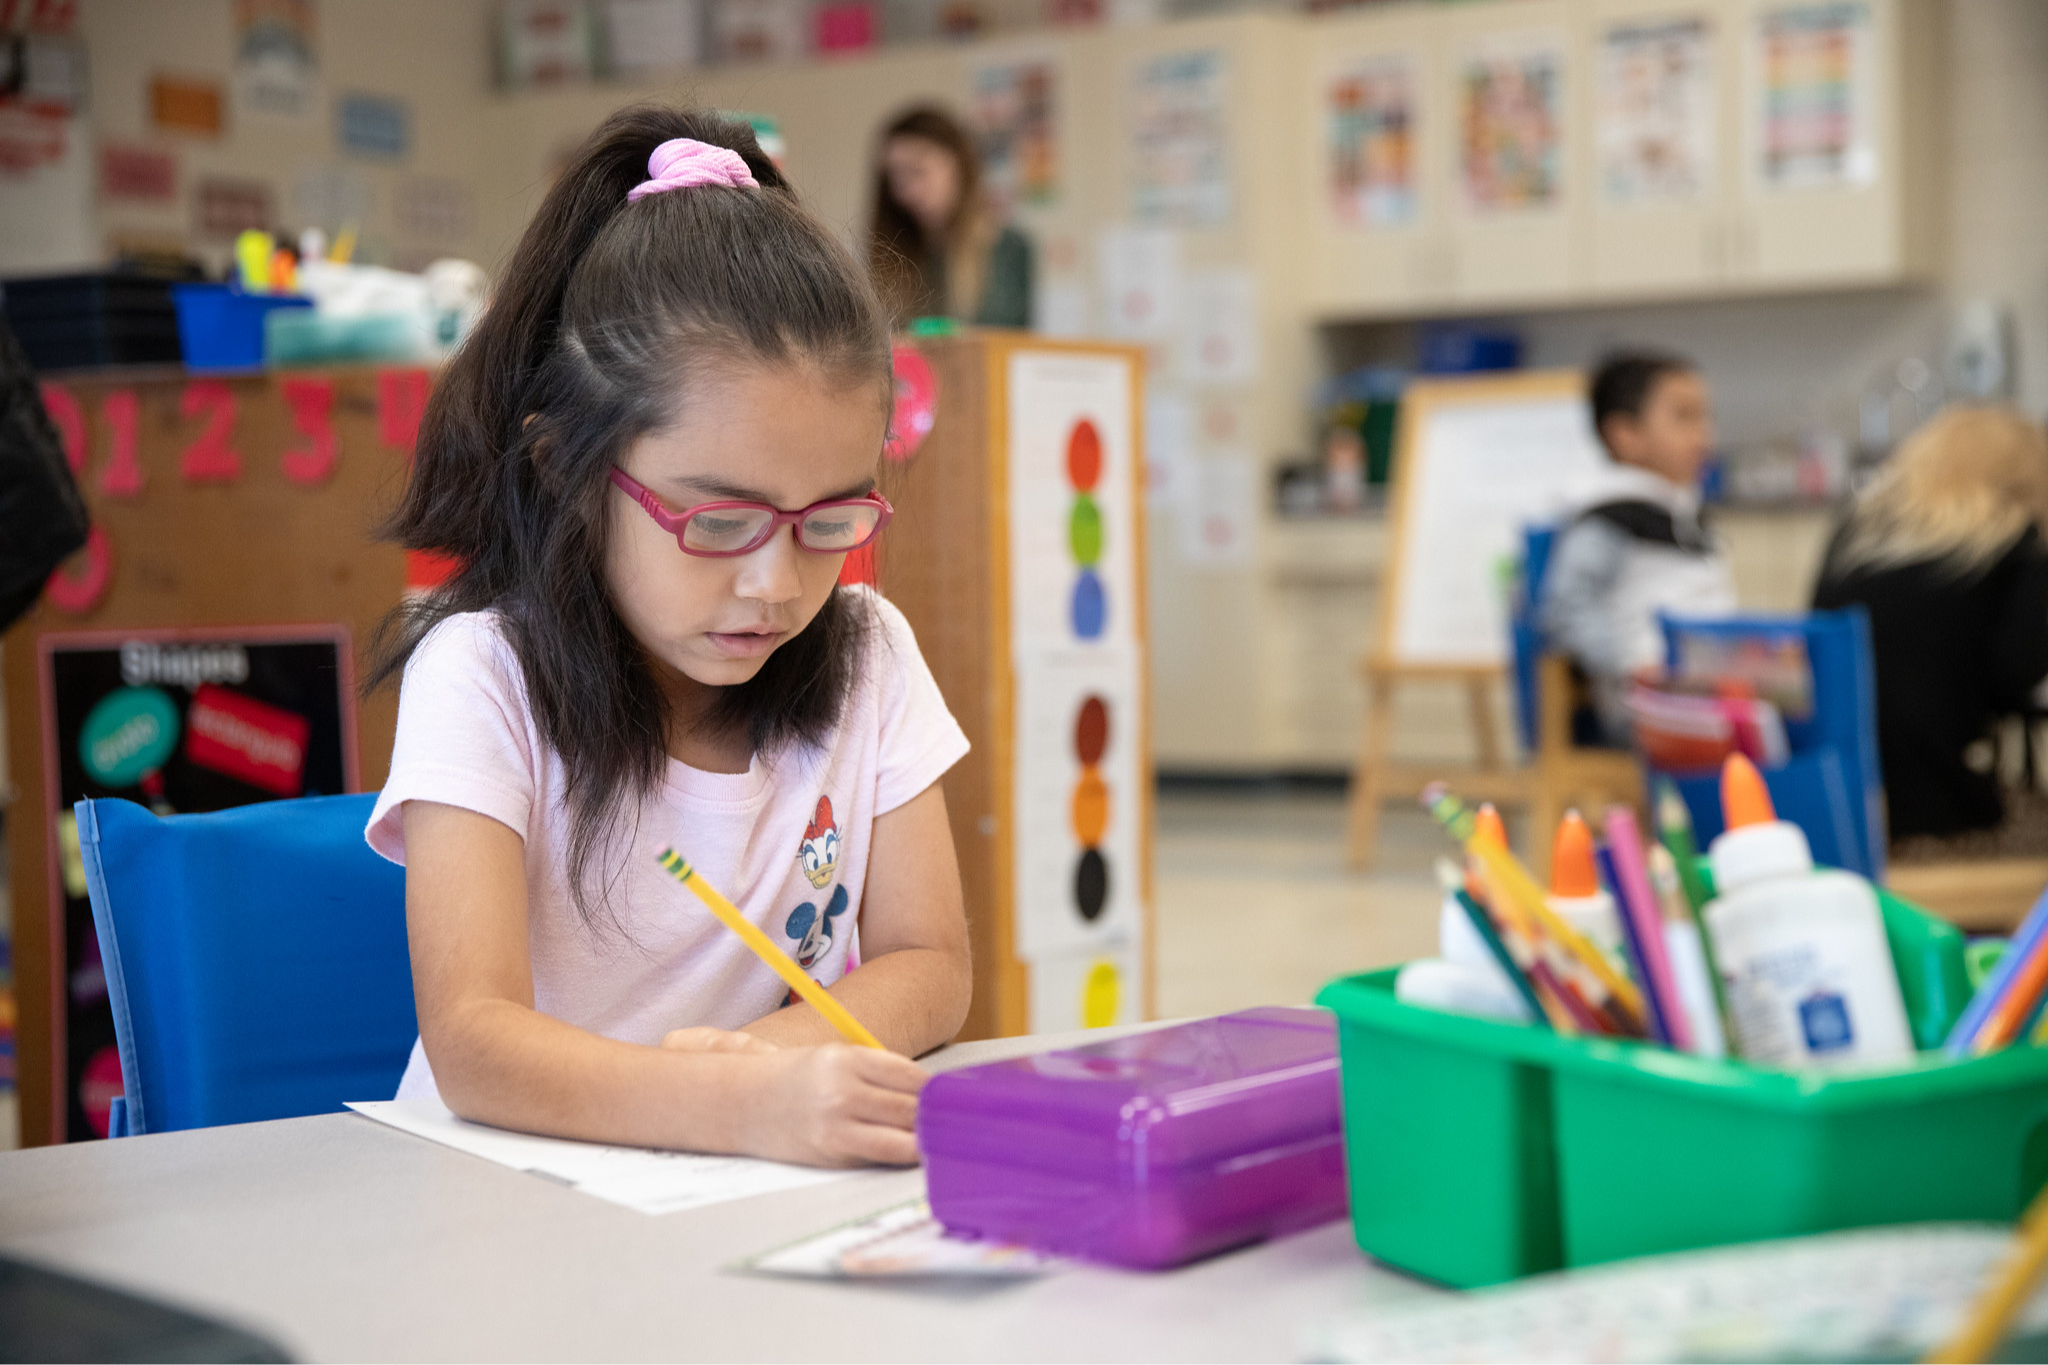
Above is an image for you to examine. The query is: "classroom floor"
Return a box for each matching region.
[1151,785,1443,1019]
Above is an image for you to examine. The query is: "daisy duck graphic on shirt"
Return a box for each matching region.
[783,798,849,1004]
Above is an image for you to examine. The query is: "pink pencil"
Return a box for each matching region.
[1602,806,1694,1052]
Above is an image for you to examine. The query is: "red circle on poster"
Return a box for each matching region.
[1066,419,1102,491]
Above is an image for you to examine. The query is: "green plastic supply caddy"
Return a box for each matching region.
[1316,886,2048,1289]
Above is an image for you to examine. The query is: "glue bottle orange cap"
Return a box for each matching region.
[1721,753,1776,829]
[1473,803,1507,849]
[1550,810,1601,898]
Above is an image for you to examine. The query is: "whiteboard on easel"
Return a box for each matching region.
[1380,371,1609,667]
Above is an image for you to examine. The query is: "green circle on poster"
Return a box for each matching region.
[80,686,181,787]
[1068,494,1103,566]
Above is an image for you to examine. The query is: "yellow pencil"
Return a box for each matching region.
[1466,824,1649,1025]
[656,848,885,1050]
[1927,1179,2048,1364]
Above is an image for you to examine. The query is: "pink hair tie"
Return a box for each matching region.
[626,138,759,202]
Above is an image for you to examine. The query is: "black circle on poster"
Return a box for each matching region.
[1073,848,1109,922]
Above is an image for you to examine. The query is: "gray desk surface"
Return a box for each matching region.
[0,1025,1443,1362]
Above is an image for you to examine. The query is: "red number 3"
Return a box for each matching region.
[279,377,338,485]
[179,380,242,482]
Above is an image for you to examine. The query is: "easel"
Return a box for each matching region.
[1342,371,1607,871]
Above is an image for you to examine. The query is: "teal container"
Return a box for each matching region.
[264,309,424,367]
[1316,889,2048,1288]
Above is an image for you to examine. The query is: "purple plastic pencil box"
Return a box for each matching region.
[918,1006,1347,1269]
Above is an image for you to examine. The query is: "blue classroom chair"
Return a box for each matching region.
[76,793,415,1137]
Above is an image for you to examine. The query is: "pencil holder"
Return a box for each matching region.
[1317,888,2048,1289]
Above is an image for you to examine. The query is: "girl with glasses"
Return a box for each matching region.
[362,106,971,1169]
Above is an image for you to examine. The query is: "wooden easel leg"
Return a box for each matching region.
[1344,671,1395,872]
[1467,676,1502,774]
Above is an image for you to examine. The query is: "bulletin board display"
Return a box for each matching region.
[38,626,359,1142]
[872,333,1153,1042]
[3,365,424,1146]
[1002,351,1147,1030]
[1378,369,1608,668]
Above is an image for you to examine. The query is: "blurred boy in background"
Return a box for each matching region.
[1541,350,1737,745]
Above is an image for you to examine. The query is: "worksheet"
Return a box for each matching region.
[347,1099,853,1216]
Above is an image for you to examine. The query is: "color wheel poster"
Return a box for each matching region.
[1005,351,1145,1028]
[39,625,357,1141]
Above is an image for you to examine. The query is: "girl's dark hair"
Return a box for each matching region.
[867,105,988,325]
[370,104,892,926]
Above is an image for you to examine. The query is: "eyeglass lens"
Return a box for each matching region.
[680,504,881,554]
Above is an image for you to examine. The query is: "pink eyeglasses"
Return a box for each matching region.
[609,468,894,558]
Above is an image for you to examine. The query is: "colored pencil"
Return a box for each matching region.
[1452,887,1553,1030]
[1604,807,1693,1052]
[655,848,885,1050]
[1653,779,1712,914]
[1948,885,2048,1057]
[1596,844,1673,1046]
[1974,932,2048,1055]
[1425,785,1650,1028]
[1927,1177,2048,1363]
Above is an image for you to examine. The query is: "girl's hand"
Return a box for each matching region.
[740,1044,930,1168]
[660,1026,780,1055]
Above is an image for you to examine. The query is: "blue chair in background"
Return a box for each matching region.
[76,793,415,1136]
[1653,609,1886,881]
[1509,524,1645,880]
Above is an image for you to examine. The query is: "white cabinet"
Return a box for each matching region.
[1439,0,1586,306]
[1302,0,1939,319]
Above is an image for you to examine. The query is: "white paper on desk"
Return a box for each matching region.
[740,1198,1063,1279]
[347,1099,849,1216]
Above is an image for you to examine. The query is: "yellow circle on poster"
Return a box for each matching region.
[1070,770,1110,845]
[1082,960,1120,1028]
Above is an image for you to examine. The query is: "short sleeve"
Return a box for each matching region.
[364,613,540,864]
[865,593,971,815]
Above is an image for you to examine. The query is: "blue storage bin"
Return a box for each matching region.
[171,284,312,371]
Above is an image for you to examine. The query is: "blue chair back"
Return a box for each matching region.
[76,794,415,1136]
[1509,524,1559,753]
[1654,608,1886,880]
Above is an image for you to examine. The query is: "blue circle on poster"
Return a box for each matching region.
[1070,570,1107,639]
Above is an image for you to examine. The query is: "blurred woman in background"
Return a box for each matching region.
[1813,405,2048,843]
[867,106,1033,330]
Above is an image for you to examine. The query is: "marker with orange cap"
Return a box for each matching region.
[1701,754,1913,1068]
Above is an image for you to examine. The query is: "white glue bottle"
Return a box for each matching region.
[1546,809,1623,969]
[1702,754,1913,1069]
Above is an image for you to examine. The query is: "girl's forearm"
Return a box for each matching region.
[427,997,766,1150]
[740,945,972,1055]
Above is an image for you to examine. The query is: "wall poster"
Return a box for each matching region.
[1004,351,1146,1030]
[1598,17,1714,204]
[39,625,359,1141]
[1128,49,1230,227]
[972,57,1059,212]
[1327,54,1417,228]
[1756,1,1876,189]
[1458,38,1564,213]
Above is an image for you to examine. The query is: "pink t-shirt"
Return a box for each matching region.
[364,588,969,1102]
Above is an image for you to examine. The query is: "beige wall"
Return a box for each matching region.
[70,0,508,274]
[21,0,2048,770]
